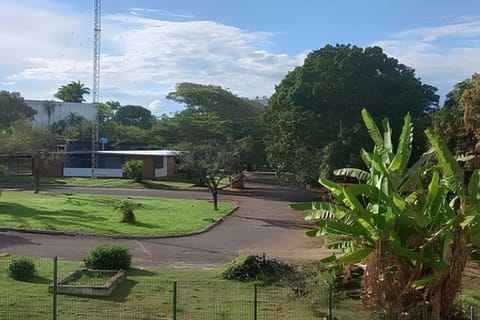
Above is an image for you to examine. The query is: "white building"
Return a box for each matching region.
[25,100,97,127]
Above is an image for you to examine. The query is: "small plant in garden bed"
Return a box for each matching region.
[84,245,131,270]
[66,270,116,286]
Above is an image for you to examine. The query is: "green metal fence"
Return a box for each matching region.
[0,256,334,320]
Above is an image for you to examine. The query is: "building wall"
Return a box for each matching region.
[167,157,177,176]
[124,155,155,179]
[39,160,63,177]
[25,100,97,127]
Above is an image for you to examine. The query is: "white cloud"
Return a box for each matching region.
[147,99,163,113]
[0,3,302,114]
[372,19,480,102]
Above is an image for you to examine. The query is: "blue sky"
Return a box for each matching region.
[1,0,479,115]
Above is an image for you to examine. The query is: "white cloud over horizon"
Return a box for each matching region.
[0,3,304,114]
[372,19,480,102]
[0,2,479,115]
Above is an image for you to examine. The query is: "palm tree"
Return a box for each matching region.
[54,81,90,103]
[292,109,480,319]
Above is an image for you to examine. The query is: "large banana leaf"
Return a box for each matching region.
[389,113,413,173]
[361,108,383,148]
[425,129,464,197]
[337,247,374,264]
[333,168,371,182]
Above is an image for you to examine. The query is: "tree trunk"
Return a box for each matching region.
[363,230,471,320]
[212,189,218,210]
[33,156,40,194]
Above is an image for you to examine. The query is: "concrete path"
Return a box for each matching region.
[0,174,332,267]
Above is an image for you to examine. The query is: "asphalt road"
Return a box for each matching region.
[0,174,332,267]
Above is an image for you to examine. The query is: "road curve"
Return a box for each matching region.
[0,174,332,267]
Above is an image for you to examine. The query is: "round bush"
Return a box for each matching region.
[8,257,36,280]
[84,245,131,270]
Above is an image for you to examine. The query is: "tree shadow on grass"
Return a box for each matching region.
[0,202,109,232]
[28,275,51,285]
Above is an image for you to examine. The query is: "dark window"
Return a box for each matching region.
[64,154,91,168]
[154,156,164,169]
[98,155,124,169]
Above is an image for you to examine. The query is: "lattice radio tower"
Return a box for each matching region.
[91,0,101,178]
[93,0,101,103]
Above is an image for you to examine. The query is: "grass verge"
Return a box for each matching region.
[0,191,235,236]
[0,175,198,189]
[0,256,478,320]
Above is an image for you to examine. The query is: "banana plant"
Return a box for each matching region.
[292,108,480,319]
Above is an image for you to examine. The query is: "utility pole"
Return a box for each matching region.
[91,0,101,178]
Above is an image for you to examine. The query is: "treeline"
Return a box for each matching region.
[1,44,478,188]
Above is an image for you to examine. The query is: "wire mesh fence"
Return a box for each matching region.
[0,256,334,320]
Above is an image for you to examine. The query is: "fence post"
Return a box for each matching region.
[254,283,258,320]
[472,306,476,320]
[52,257,58,320]
[328,284,333,320]
[173,280,177,320]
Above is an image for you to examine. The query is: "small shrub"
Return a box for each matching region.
[8,257,36,280]
[114,198,136,223]
[84,245,131,270]
[123,159,144,183]
[222,255,294,283]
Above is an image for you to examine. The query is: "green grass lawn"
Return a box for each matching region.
[0,256,478,320]
[0,191,235,236]
[0,175,198,189]
[0,256,365,320]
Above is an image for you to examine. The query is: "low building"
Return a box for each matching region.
[56,150,179,179]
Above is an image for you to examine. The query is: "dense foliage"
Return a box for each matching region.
[264,44,439,186]
[0,91,36,129]
[292,109,480,319]
[84,245,132,270]
[122,159,144,183]
[8,257,36,281]
[54,80,90,103]
[432,73,480,164]
[223,255,295,283]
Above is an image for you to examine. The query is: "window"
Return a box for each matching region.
[98,155,124,169]
[154,156,164,169]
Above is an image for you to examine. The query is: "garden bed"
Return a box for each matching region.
[49,268,126,296]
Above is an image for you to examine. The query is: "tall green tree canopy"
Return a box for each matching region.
[264,44,439,186]
[432,73,480,159]
[112,105,154,129]
[166,83,267,168]
[0,91,36,129]
[54,80,90,103]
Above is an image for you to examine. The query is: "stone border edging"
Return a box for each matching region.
[0,206,239,239]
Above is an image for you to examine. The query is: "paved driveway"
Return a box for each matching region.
[0,174,332,267]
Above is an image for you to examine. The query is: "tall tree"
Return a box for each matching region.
[177,139,238,210]
[264,44,438,186]
[167,83,267,169]
[54,80,90,103]
[96,100,121,124]
[112,105,154,129]
[0,120,59,193]
[0,91,36,129]
[432,74,480,163]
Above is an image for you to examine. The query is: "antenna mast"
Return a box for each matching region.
[91,0,101,178]
[93,0,101,102]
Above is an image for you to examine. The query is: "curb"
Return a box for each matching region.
[0,206,239,240]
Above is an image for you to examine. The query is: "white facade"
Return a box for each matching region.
[25,100,97,127]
